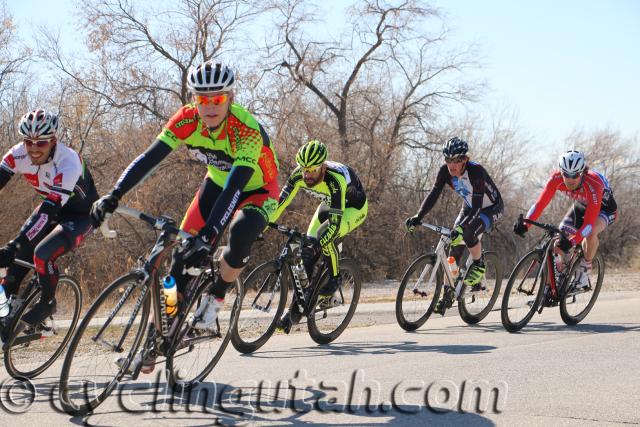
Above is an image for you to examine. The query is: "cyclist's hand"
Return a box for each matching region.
[405,215,421,233]
[450,225,464,246]
[91,192,120,227]
[0,243,17,268]
[557,235,573,253]
[301,237,320,263]
[513,220,528,237]
[181,235,212,268]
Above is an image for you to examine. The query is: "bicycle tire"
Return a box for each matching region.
[307,258,361,344]
[501,250,546,333]
[166,279,241,393]
[395,253,443,331]
[560,253,605,325]
[458,251,503,324]
[4,275,82,379]
[231,261,289,354]
[59,271,150,416]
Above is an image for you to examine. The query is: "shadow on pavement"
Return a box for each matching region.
[240,341,497,359]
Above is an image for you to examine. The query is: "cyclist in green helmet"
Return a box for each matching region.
[272,140,368,329]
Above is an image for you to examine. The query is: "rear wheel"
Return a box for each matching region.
[501,250,546,333]
[231,261,289,354]
[560,253,604,325]
[458,252,503,324]
[307,259,361,344]
[59,271,150,416]
[395,253,443,331]
[4,275,82,379]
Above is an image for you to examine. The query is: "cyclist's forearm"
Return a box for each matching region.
[200,165,254,240]
[113,139,173,197]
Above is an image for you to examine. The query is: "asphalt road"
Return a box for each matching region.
[1,290,638,426]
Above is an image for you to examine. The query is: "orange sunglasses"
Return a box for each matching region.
[194,93,229,106]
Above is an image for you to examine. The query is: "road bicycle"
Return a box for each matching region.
[59,206,241,415]
[501,215,604,332]
[231,222,361,352]
[396,222,502,331]
[0,260,81,379]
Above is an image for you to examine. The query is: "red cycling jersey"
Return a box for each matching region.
[525,170,607,244]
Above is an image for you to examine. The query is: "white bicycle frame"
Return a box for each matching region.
[412,223,481,299]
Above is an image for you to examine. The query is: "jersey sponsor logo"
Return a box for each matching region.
[220,189,242,226]
[174,118,195,129]
[190,149,233,170]
[27,213,49,241]
[328,181,339,194]
[302,187,330,203]
[236,155,257,165]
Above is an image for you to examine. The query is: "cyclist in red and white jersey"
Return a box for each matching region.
[0,109,98,327]
[514,150,618,287]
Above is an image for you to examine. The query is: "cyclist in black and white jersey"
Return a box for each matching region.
[405,137,504,296]
[0,109,98,328]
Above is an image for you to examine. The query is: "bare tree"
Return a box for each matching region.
[37,0,268,122]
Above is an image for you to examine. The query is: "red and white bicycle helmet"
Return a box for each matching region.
[18,109,59,139]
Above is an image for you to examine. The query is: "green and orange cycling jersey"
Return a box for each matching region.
[157,103,279,191]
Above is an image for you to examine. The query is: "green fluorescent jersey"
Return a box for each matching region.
[157,103,279,191]
[272,161,366,221]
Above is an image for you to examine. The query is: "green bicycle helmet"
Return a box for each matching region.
[296,140,328,168]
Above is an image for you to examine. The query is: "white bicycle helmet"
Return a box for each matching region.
[18,109,59,139]
[187,61,235,93]
[558,149,586,176]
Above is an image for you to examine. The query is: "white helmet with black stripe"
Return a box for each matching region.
[558,149,586,177]
[18,109,59,139]
[187,60,236,93]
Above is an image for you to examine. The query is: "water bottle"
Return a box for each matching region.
[447,256,459,278]
[163,275,178,317]
[0,286,9,318]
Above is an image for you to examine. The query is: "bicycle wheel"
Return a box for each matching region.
[166,278,241,393]
[4,275,81,379]
[231,261,289,354]
[501,250,546,333]
[307,258,361,345]
[458,252,503,324]
[560,253,605,325]
[395,253,443,331]
[59,271,150,416]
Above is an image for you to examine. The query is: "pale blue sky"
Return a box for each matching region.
[9,0,640,162]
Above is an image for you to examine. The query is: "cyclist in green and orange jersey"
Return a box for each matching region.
[91,61,280,350]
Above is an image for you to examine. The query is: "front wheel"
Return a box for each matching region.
[4,275,82,379]
[166,279,241,393]
[458,251,503,324]
[501,250,546,333]
[395,253,443,331]
[560,253,604,325]
[307,259,361,345]
[231,261,289,354]
[59,271,150,416]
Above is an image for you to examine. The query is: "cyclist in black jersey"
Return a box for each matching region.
[405,137,503,302]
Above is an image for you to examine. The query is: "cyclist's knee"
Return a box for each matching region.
[462,225,480,247]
